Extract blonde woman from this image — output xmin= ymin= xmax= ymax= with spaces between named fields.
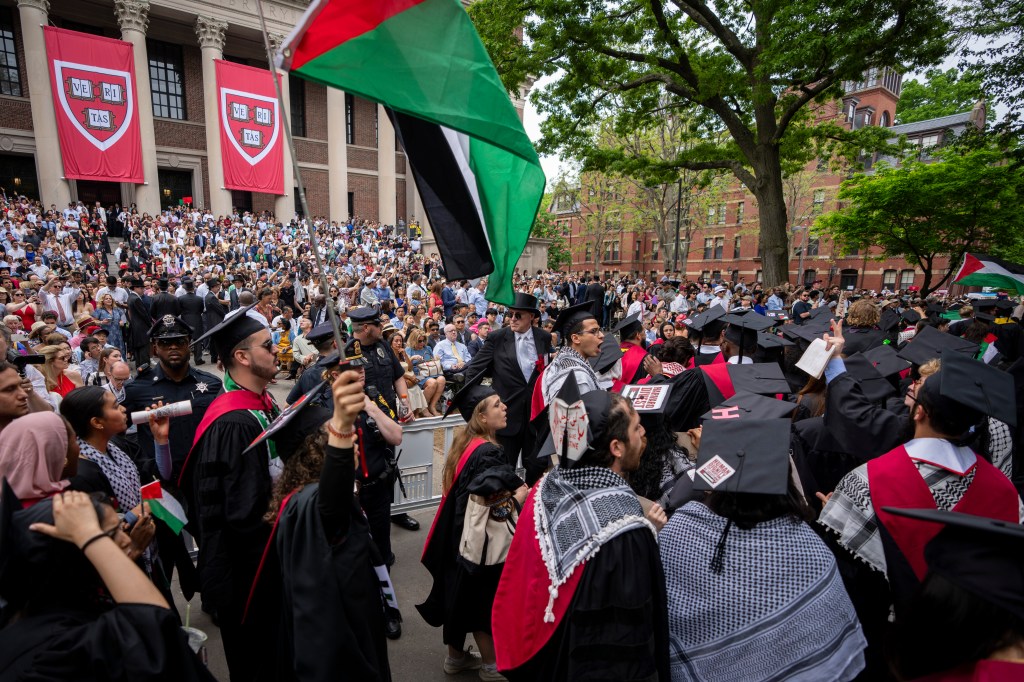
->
xmin=37 ymin=344 xmax=84 ymax=400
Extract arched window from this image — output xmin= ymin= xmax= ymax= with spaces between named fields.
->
xmin=879 ymin=111 xmax=891 ymax=127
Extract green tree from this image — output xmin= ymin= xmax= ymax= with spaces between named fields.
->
xmin=895 ymin=68 xmax=988 ymax=125
xmin=470 ymin=0 xmax=951 ymax=287
xmin=532 ymin=190 xmax=573 ymax=270
xmin=814 ymin=145 xmax=1024 ymax=295
xmin=958 ymin=0 xmax=1024 ymax=140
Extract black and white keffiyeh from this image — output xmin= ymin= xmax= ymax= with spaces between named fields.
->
xmin=541 ymin=347 xmax=600 ymax=406
xmin=662 ymin=502 xmax=866 ymax=682
xmin=535 ymin=465 xmax=655 ymax=622
xmin=77 ymin=437 xmax=141 ymax=512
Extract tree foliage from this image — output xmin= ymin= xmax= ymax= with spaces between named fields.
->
xmin=895 ymin=68 xmax=988 ymax=125
xmin=958 ymin=0 xmax=1024 ymax=140
xmin=470 ymin=0 xmax=951 ymax=286
xmin=814 ymin=144 xmax=1024 ymax=295
xmin=532 ymin=189 xmax=573 ymax=270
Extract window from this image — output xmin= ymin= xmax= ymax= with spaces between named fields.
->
xmin=711 ymin=270 xmax=722 ymax=281
xmin=879 ymin=111 xmax=891 ymax=127
xmin=755 ymin=269 xmax=763 ymax=282
xmin=345 ymin=93 xmax=355 ymax=144
xmin=707 ymin=206 xmax=716 ymax=225
xmin=0 ymin=9 xmax=20 ymax=97
xmin=148 ymin=40 xmax=186 ymax=120
xmin=700 ymin=270 xmax=710 ymax=282
xmin=813 ymin=190 xmax=825 ymax=213
xmin=736 ymin=201 xmax=744 ymax=224
xmin=806 ymin=236 xmax=820 ymax=257
xmin=882 ymin=269 xmax=897 ymax=290
xmin=714 ymin=237 xmax=724 ymax=259
xmin=718 ymin=203 xmax=726 ymax=225
xmin=289 ymin=74 xmax=305 ymax=137
xmin=634 ymin=240 xmax=641 ymax=261
xmin=803 ymin=269 xmax=816 ymax=287
xmin=921 ymin=134 xmax=940 ymax=148
xmin=733 ymin=235 xmax=741 ymax=259
xmin=731 ymin=269 xmax=739 ymax=283
xmin=651 ymin=240 xmax=659 ymax=260
xmin=703 ymin=237 xmax=714 ymax=260
xmin=899 ymin=269 xmax=916 ymax=290
xmin=584 ymin=243 xmax=592 ymax=262
xmin=603 ymin=240 xmax=619 ymax=262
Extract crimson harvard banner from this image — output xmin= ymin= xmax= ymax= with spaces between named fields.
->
xmin=215 ymin=60 xmax=284 ymax=195
xmin=43 ymin=27 xmax=143 ymax=183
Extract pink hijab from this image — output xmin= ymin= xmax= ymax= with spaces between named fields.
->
xmin=0 ymin=412 xmax=70 ymax=503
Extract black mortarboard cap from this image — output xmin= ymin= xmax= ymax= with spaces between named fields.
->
xmin=934 ymin=351 xmax=1017 ymax=427
xmin=148 ymin=314 xmax=194 ymax=340
xmin=552 ymin=302 xmax=596 ymax=346
xmin=896 ymin=325 xmax=979 ymax=366
xmin=808 ymin=305 xmax=836 ymax=322
xmin=443 ymin=371 xmax=497 ymax=422
xmin=723 ymin=312 xmax=775 ymax=361
xmin=700 ymin=391 xmax=798 ymax=421
xmin=995 ymin=298 xmax=1015 ymax=313
xmin=972 ymin=298 xmax=998 ymax=312
xmin=686 ymin=306 xmax=727 ymax=336
xmin=190 ymin=304 xmax=266 ymax=358
xmin=613 ymin=312 xmax=643 ymax=339
xmin=243 ymin=380 xmax=330 ymax=455
xmin=882 ymin=507 xmax=1024 ymax=621
xmin=589 ymin=334 xmax=624 ymax=374
xmin=861 ymin=344 xmax=911 ymax=378
xmin=727 ymin=362 xmax=791 ymax=395
xmin=780 ymin=320 xmax=829 ymax=347
xmin=899 ymin=308 xmax=922 ymax=325
xmin=879 ymin=308 xmax=901 ymax=333
xmin=692 ymin=418 xmax=791 ymax=495
xmin=843 ymin=354 xmax=897 ymax=403
xmin=756 ymin=331 xmax=795 ymax=350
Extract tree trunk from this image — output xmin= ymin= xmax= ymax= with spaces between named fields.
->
xmin=751 ymin=151 xmax=791 ymax=287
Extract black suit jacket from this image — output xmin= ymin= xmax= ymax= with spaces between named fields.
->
xmin=126 ymin=291 xmax=152 ymax=349
xmin=150 ymin=291 xmax=180 ymax=320
xmin=464 ymin=326 xmax=552 ymax=437
xmin=179 ymin=292 xmax=205 ymax=336
xmin=584 ymin=282 xmax=605 ymax=318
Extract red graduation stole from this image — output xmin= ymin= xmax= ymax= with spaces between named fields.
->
xmin=492 ymin=488 xmax=586 ymax=672
xmin=868 ymin=445 xmax=1019 ymax=581
xmin=611 ymin=342 xmax=648 ymax=393
xmin=530 ymin=367 xmax=547 ymax=421
xmin=421 ymin=438 xmax=487 ymax=562
xmin=176 ymin=389 xmax=271 ymax=487
xmin=699 ymin=361 xmax=735 ymax=400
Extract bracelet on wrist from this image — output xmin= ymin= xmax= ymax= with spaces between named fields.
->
xmin=79 ymin=532 xmax=113 ymax=554
xmin=325 ymin=422 xmax=357 ymax=439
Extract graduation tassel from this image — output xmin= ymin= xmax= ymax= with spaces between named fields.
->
xmin=710 ymin=519 xmax=733 ymax=574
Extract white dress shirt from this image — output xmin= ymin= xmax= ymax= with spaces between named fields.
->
xmin=515 ymin=330 xmax=537 ymax=381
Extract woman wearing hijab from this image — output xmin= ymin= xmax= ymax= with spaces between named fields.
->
xmin=419 ymin=378 xmax=527 ymax=680
xmin=0 ymin=412 xmax=75 ymax=508
xmin=0 ymin=490 xmax=214 ymax=681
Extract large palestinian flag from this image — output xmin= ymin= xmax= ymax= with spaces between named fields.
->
xmin=952 ymin=253 xmax=1024 ymax=294
xmin=280 ymin=0 xmax=545 ymax=305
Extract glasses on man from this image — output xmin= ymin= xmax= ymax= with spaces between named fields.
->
xmin=247 ymin=339 xmax=275 ymax=353
xmin=509 ymin=311 xmax=531 ymax=320
xmin=577 ymin=327 xmax=604 ymax=337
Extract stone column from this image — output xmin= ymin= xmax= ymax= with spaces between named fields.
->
xmin=268 ymin=33 xmax=294 ymax=222
xmin=115 ymin=0 xmax=160 ymax=214
xmin=376 ymin=104 xmax=396 ymax=225
xmin=16 ymin=0 xmax=71 ymax=207
xmin=195 ymin=15 xmax=231 ymax=216
xmin=326 ymin=86 xmax=349 ymax=221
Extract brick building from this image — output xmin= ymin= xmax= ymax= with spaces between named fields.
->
xmin=0 ymin=0 xmax=443 ymax=224
xmin=555 ymin=69 xmax=985 ymax=290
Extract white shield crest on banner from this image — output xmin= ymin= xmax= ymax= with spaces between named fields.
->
xmin=220 ymin=88 xmax=280 ymax=166
xmin=53 ymin=60 xmax=134 ymax=152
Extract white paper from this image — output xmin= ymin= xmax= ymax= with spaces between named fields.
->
xmin=795 ymin=338 xmax=835 ymax=380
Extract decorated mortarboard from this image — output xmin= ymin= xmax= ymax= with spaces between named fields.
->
xmin=896 ymin=325 xmax=979 ymax=366
xmin=756 ymin=331 xmax=795 ymax=350
xmin=700 ymin=391 xmax=797 ymax=421
xmin=842 ymin=354 xmax=897 ymax=403
xmin=551 ymin=302 xmax=596 ymax=346
xmin=692 ymin=418 xmax=792 ymax=495
xmin=548 ymin=373 xmax=615 ymax=468
xmin=243 ymin=380 xmax=330 ymax=455
xmin=882 ymin=507 xmax=1024 ymax=621
xmin=190 ymin=304 xmax=265 ymax=358
xmin=589 ymin=334 xmax=624 ymax=374
xmin=931 ymin=351 xmax=1017 ymax=427
xmin=620 ymin=382 xmax=673 ymax=413
xmin=764 ymin=310 xmax=789 ymax=322
xmin=861 ymin=344 xmax=911 ymax=378
xmin=148 ymin=314 xmax=194 ymax=340
xmin=727 ymin=362 xmax=791 ymax=396
xmin=613 ymin=312 xmax=643 ymax=339
xmin=443 ymin=371 xmax=497 ymax=422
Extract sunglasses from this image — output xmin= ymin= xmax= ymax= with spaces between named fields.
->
xmin=509 ymin=311 xmax=531 ymax=320
xmin=155 ymin=337 xmax=188 ymax=348
xmin=56 ymin=354 xmax=72 ymax=361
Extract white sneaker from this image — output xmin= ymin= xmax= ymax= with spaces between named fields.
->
xmin=479 ymin=663 xmax=507 ymax=681
xmin=443 ymin=648 xmax=483 ymax=674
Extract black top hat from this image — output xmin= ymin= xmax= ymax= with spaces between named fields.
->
xmin=508 ymin=292 xmax=541 ymax=316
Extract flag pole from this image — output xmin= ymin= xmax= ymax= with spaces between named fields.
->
xmin=255 ymin=0 xmax=347 ymax=357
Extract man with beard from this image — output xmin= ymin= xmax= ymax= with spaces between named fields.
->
xmin=0 ymin=357 xmax=31 ymax=433
xmin=492 ymin=382 xmax=668 ymax=680
xmin=177 ymin=306 xmax=282 ymax=681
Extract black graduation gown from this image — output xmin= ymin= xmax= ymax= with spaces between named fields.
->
xmin=273 ymin=447 xmax=390 ymax=682
xmin=418 ymin=441 xmax=522 ymax=647
xmin=0 ymin=604 xmax=215 ymax=681
xmin=841 ymin=324 xmax=886 ymax=355
xmin=504 ymin=529 xmax=670 ymax=682
xmin=183 ymin=410 xmax=277 ymax=681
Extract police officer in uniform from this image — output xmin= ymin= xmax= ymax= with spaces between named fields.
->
xmin=123 ymin=314 xmax=222 ymax=483
xmin=350 ymin=305 xmax=420 ymax=535
xmin=121 ymin=314 xmax=220 ymax=604
xmin=285 ymin=321 xmax=342 ymax=407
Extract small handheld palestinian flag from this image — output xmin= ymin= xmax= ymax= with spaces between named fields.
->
xmin=141 ymin=481 xmax=188 ymax=535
